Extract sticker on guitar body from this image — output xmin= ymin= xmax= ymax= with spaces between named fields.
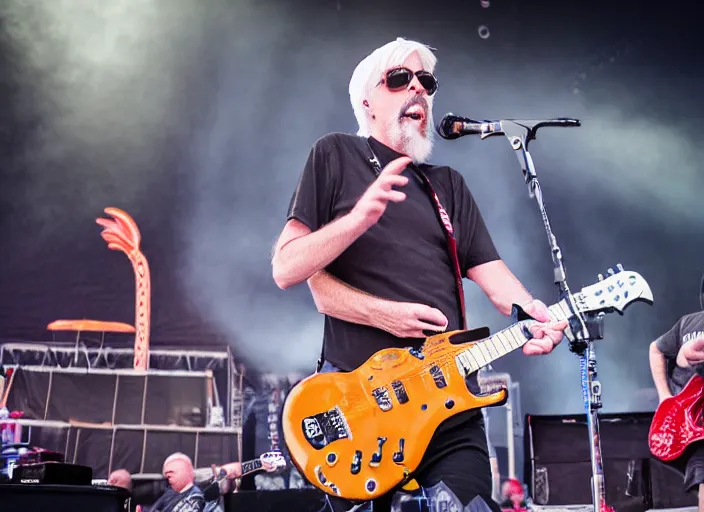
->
xmin=302 ymin=406 xmax=352 ymax=449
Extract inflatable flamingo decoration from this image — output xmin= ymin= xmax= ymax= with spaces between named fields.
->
xmin=96 ymin=208 xmax=151 ymax=370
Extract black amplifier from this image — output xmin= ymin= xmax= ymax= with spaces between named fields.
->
xmin=11 ymin=462 xmax=93 ymax=485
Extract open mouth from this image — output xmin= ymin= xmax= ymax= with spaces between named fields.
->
xmin=400 ymin=104 xmax=426 ymax=122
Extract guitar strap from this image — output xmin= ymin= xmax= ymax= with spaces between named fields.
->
xmin=364 ymin=139 xmax=468 ymax=331
xmin=314 ymin=138 xmax=468 ymax=373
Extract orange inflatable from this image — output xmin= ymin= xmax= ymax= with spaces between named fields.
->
xmin=47 ymin=208 xmax=151 ymax=370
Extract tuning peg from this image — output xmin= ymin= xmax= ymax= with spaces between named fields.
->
xmin=616 ymin=263 xmax=624 ymax=273
xmin=598 ymin=273 xmax=604 ymax=281
xmin=607 ymin=268 xmax=615 ymax=276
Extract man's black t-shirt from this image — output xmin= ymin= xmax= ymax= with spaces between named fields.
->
xmin=287 ymin=133 xmax=500 ymax=371
xmin=656 ymin=311 xmax=704 ymax=395
xmin=286 ymin=133 xmax=501 ymax=465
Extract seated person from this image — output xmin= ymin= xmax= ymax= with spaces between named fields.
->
xmin=108 ymin=469 xmax=133 ymax=491
xmin=128 ymin=454 xmax=281 ymax=512
xmin=108 ymin=469 xmax=138 ymax=511
xmin=148 ymin=453 xmax=205 ymax=512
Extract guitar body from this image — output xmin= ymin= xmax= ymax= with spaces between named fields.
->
xmin=282 ymin=268 xmax=653 ymax=501
xmin=649 ymin=374 xmax=704 ymax=461
xmin=282 ymin=329 xmax=507 ymax=500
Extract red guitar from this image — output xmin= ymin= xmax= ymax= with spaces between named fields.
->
xmin=649 ymin=374 xmax=704 ymax=461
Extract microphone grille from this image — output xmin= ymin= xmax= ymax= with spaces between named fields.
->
xmin=436 ymin=113 xmax=461 ymax=140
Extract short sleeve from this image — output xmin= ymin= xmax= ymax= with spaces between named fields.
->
xmin=655 ymin=319 xmax=682 ymax=358
xmin=451 ymin=171 xmax=501 ymax=274
xmin=286 ymin=136 xmax=338 ymax=232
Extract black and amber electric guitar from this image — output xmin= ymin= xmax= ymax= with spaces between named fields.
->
xmin=282 ymin=268 xmax=652 ymax=500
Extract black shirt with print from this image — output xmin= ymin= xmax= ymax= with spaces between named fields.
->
xmin=656 ymin=311 xmax=704 ymax=395
xmin=287 ymin=133 xmax=500 ymax=371
xmin=286 ymin=133 xmax=502 ymax=462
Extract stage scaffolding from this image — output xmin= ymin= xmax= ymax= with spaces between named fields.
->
xmin=0 ymin=341 xmax=245 ymax=429
xmin=1 ymin=340 xmax=247 ymax=479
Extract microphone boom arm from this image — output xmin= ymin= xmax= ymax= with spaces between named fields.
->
xmin=475 ymin=118 xmax=580 ymax=141
xmin=491 ymin=118 xmax=585 ymax=339
xmin=453 ymin=116 xmax=613 ymax=512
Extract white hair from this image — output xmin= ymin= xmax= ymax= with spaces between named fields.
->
xmin=163 ymin=452 xmax=193 ymax=469
xmin=349 ymin=37 xmax=437 ymax=137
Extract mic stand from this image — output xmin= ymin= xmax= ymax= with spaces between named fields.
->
xmin=480 ymin=119 xmax=611 ymax=512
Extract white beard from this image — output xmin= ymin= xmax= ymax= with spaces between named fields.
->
xmin=386 ymin=111 xmax=434 ymax=164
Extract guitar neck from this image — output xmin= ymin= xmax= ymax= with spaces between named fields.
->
xmin=455 ymin=300 xmax=573 ymax=375
xmin=240 ymin=459 xmax=263 ymax=476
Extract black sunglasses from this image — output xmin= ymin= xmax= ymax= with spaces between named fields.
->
xmin=378 ymin=67 xmax=438 ymax=96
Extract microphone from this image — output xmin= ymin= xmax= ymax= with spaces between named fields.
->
xmin=436 ymin=113 xmax=581 ymax=140
xmin=436 ymin=113 xmax=498 ymax=140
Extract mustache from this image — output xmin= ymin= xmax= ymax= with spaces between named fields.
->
xmin=398 ymin=95 xmax=429 ymax=117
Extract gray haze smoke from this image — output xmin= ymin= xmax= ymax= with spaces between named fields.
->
xmin=180 ymin=10 xmax=704 ymax=413
xmin=1 ymin=0 xmax=210 ymax=223
xmin=438 ymin=59 xmax=704 ymax=414
xmin=182 ymin=2 xmax=342 ymax=373
xmin=4 ymin=1 xmax=701 ymax=414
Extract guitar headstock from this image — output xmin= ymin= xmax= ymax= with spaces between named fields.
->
xmin=260 ymin=451 xmax=287 ymax=470
xmin=575 ymin=264 xmax=653 ymax=314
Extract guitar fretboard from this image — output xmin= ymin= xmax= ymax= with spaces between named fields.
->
xmin=455 ymin=299 xmax=575 ymax=375
xmin=241 ymin=459 xmax=263 ymax=476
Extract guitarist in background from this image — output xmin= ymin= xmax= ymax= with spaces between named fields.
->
xmin=273 ymin=37 xmax=567 ymax=512
xmin=649 ymin=308 xmax=704 ymax=507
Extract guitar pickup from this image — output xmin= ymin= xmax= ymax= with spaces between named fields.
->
xmin=372 ymin=386 xmax=393 ymax=412
xmin=391 ymin=381 xmax=408 ymax=404
xmin=430 ymin=365 xmax=447 ymax=389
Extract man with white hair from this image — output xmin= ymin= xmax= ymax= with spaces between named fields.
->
xmin=273 ymin=37 xmax=567 ymax=512
xmin=148 ymin=453 xmax=205 ymax=512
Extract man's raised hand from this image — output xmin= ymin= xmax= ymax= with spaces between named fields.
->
xmin=351 ymin=156 xmax=411 ymax=230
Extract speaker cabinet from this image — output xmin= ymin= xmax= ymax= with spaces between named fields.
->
xmin=524 ymin=412 xmax=697 ymax=510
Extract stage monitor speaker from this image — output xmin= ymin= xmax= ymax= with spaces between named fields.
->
xmin=648 ymin=457 xmax=699 ymax=509
xmin=0 ymin=484 xmax=129 ymax=512
xmin=225 ymin=489 xmax=327 ymax=512
xmin=525 ymin=412 xmax=697 ymax=510
xmin=11 ymin=462 xmax=92 ymax=485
